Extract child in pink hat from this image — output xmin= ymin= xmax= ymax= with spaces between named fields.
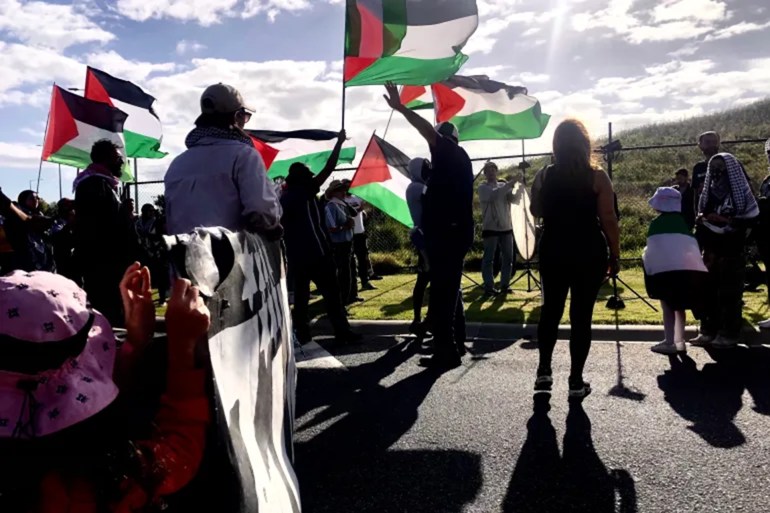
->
xmin=0 ymin=264 xmax=211 ymax=512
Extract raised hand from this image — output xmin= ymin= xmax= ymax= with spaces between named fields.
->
xmin=120 ymin=262 xmax=155 ymax=348
xmin=383 ymin=81 xmax=403 ymax=111
xmin=165 ymin=278 xmax=211 ymax=368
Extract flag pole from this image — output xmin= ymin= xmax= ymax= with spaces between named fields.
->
xmin=341 ymin=5 xmax=348 ymax=131
xmin=58 ymin=164 xmax=62 ymax=200
xmin=36 ymin=83 xmax=55 ymax=194
xmin=134 ymin=157 xmax=139 ymax=214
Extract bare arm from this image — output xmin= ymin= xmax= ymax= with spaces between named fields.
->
xmin=314 ymin=130 xmax=347 ymax=187
xmin=595 ymin=169 xmax=621 ymax=260
xmin=383 ymin=82 xmax=437 ymax=147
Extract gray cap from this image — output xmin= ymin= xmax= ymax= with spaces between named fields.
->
xmin=435 ymin=121 xmax=459 ymax=142
xmin=200 ymin=83 xmax=254 ymax=114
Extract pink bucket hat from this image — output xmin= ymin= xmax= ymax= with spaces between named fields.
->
xmin=0 ymin=271 xmax=118 ymax=438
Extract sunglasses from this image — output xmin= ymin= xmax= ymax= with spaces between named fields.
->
xmin=237 ymin=109 xmax=252 ymax=123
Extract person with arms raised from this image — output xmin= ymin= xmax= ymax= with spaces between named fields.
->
xmin=478 ymin=161 xmax=518 ymax=296
xmin=281 ymin=130 xmax=361 ymax=345
xmin=384 ymin=81 xmax=474 ymax=370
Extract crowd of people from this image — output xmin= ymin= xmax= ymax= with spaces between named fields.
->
xmin=2 ymin=79 xmax=770 ymax=509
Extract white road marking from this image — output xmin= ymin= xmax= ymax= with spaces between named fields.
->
xmin=296 ymin=341 xmax=346 ymax=369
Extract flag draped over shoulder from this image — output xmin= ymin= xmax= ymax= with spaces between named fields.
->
xmin=349 ymin=134 xmax=413 ymax=227
xmin=247 ymin=129 xmax=355 ymax=179
xmin=643 ymin=213 xmax=708 ymax=309
xmin=431 ymin=76 xmax=550 ymax=141
xmin=42 ymin=85 xmax=131 ymax=179
xmin=85 ymin=67 xmax=166 ymax=159
xmin=344 ymin=0 xmax=479 ymax=86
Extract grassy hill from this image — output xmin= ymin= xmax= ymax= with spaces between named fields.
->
xmin=366 ymin=99 xmax=770 ymax=270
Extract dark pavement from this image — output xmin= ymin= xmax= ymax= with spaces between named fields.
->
xmin=294 ymin=335 xmax=770 ymax=513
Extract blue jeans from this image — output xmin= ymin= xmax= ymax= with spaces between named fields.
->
xmin=482 ymin=232 xmax=515 ymax=292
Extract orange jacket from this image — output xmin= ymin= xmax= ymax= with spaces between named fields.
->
xmin=37 ymin=368 xmax=210 ymax=513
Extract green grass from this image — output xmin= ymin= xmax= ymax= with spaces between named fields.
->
xmin=309 ymin=266 xmax=770 ymax=326
xmin=153 ymin=265 xmax=770 ymax=326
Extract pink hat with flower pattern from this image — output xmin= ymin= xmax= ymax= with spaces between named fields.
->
xmin=0 ymin=271 xmax=118 ymax=438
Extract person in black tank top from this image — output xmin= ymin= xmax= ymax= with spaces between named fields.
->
xmin=530 ymin=120 xmax=621 ymax=399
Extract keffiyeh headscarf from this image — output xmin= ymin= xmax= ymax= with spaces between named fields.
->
xmin=698 ymin=152 xmax=759 ymax=220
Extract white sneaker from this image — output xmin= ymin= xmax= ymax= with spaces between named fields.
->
xmin=758 ymin=318 xmax=770 ymax=330
xmin=711 ymin=335 xmax=738 ymax=349
xmin=689 ymin=333 xmax=715 ymax=347
xmin=651 ymin=341 xmax=686 ymax=355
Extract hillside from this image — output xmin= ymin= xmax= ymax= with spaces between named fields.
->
xmin=366 ymin=99 xmax=770 ymax=266
xmin=606 ymin=98 xmax=770 ymax=186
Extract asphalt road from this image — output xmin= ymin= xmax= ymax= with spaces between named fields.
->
xmin=294 ymin=335 xmax=770 ymax=513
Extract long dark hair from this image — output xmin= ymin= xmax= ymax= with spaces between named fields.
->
xmin=552 ymin=119 xmax=596 ymax=189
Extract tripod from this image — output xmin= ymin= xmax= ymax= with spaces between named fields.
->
xmin=602 ymin=122 xmax=657 ymax=313
xmin=510 ymin=160 xmax=541 ymax=292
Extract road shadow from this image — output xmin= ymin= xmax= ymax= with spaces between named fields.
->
xmin=295 ymin=340 xmax=482 ymax=512
xmin=657 ymin=346 xmax=770 ymax=448
xmin=503 ymin=395 xmax=638 ymax=513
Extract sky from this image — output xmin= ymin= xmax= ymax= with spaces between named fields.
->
xmin=1 ymin=0 xmax=769 ymax=203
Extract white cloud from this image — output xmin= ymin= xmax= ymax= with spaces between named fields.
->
xmin=652 ymin=0 xmax=727 ymax=23
xmin=0 ymin=0 xmax=114 ymax=50
xmin=114 ymin=0 xmax=336 ymax=25
xmin=175 ymin=40 xmax=207 ymax=55
xmin=705 ymin=20 xmax=770 ymax=40
xmin=518 ymin=72 xmax=550 ymax=85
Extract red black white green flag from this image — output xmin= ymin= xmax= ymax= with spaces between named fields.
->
xmin=85 ymin=67 xmax=166 ymax=159
xmin=42 ymin=85 xmax=130 ymax=179
xmin=344 ymin=0 xmax=478 ymax=87
xmin=402 ymin=76 xmax=551 ymax=141
xmin=349 ymin=134 xmax=412 ymax=227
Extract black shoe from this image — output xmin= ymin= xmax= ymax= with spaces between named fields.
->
xmin=369 ymin=275 xmax=383 ymax=281
xmin=456 ymin=342 xmax=467 ymax=357
xmin=361 ymin=282 xmax=377 ymax=291
xmin=409 ymin=320 xmax=428 ymax=338
xmin=568 ymin=379 xmax=592 ymax=400
xmin=483 ymin=288 xmax=500 ymax=297
xmin=419 ymin=352 xmax=461 ymax=370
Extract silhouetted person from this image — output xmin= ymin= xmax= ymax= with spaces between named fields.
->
xmin=73 ymin=139 xmax=137 ymax=326
xmin=51 ymin=198 xmax=80 ymax=284
xmin=530 ymin=119 xmax=620 ymax=398
xmin=280 ymin=130 xmax=360 ymax=345
xmin=673 ymin=168 xmax=696 ymax=230
xmin=384 ymin=81 xmax=474 ymax=369
xmin=2 ymin=190 xmax=54 ymax=272
xmin=691 ymin=153 xmax=758 ymax=348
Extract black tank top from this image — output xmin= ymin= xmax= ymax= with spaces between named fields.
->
xmin=540 ymin=165 xmax=605 ymax=249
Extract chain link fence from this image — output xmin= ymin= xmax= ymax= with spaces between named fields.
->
xmin=130 ymin=138 xmax=769 ymax=274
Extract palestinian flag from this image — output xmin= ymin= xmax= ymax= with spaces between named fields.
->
xmin=344 ymin=0 xmax=479 ymax=87
xmin=643 ymin=212 xmax=708 ymax=309
xmin=42 ymin=85 xmax=130 ymax=179
xmin=248 ymin=130 xmax=355 ymax=180
xmin=349 ymin=134 xmax=412 ymax=227
xmin=400 ymin=85 xmax=434 ymax=110
xmin=85 ymin=67 xmax=166 ymax=159
xmin=432 ymin=76 xmax=550 ymax=141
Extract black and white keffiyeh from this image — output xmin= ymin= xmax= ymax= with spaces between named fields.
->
xmin=698 ymin=152 xmax=758 ymax=220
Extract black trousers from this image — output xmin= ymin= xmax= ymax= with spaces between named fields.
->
xmin=426 ymin=234 xmax=470 ymax=353
xmin=291 ymin=255 xmax=350 ymax=339
xmin=537 ymin=233 xmax=607 ymax=381
xmin=332 ymin=241 xmax=356 ymax=304
xmin=352 ymin=233 xmax=373 ymax=283
xmin=757 ymin=236 xmax=770 ymax=303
